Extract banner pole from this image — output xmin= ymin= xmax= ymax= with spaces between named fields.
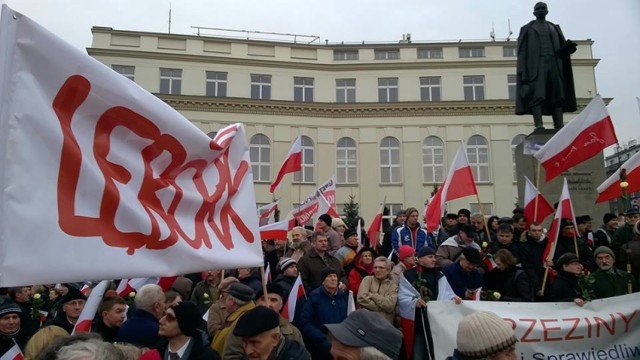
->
xmin=540 ymin=267 xmax=549 ymax=296
xmin=260 ymin=266 xmax=269 ymax=303
xmin=475 ymin=194 xmax=492 ymax=245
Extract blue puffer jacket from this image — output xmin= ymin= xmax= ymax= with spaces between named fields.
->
xmin=299 ymin=287 xmax=348 ymax=359
xmin=392 ymin=223 xmax=434 ymax=252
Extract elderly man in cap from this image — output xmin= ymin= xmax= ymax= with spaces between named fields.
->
xmin=232 ymin=306 xmax=310 ymax=360
xmin=324 ymin=309 xmax=402 ymax=360
xmin=157 ymin=301 xmax=220 ymax=359
xmin=436 ymin=224 xmax=481 ymax=268
xmin=446 ymin=311 xmax=518 ymax=360
xmin=118 ymin=284 xmax=166 ymax=347
xmin=317 ymin=213 xmax=341 ymax=254
xmin=613 ymin=208 xmax=640 ymax=256
xmin=46 ymin=286 xmax=87 ymax=334
xmin=591 ymin=246 xmax=638 ymax=299
xmin=211 ymin=283 xmax=255 ymax=354
xmin=442 ymin=247 xmax=485 ymax=299
xmin=548 ymin=253 xmax=590 ymax=305
xmin=222 ymin=283 xmax=304 ymax=359
xmin=300 ymin=267 xmax=348 ymax=359
xmin=0 ymin=302 xmax=28 ymax=356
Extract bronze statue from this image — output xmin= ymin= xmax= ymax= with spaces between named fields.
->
xmin=516 ymin=2 xmax=577 ymax=130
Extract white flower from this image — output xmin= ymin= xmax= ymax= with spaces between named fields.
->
xmin=128 ymin=291 xmax=136 ymax=298
xmin=493 ymin=292 xmax=501 ymax=300
xmin=33 ymin=293 xmax=41 ymax=300
xmin=203 ymin=293 xmax=209 ymax=299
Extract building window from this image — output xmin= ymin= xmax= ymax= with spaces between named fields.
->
xmin=112 ymin=65 xmax=135 ymax=81
xmin=336 ymin=137 xmax=357 ymax=184
xmin=333 ymin=50 xmax=359 ymax=61
xmin=205 ymin=71 xmax=227 ymax=97
xmin=249 ymin=134 xmax=270 ymax=182
xmin=507 ymin=74 xmax=517 ymax=100
xmin=470 ymin=203 xmax=494 ymax=215
xmin=420 ymin=77 xmax=441 ymax=101
xmin=382 ymin=204 xmax=404 ymax=224
xmin=417 ymin=48 xmax=443 ymax=59
xmin=293 ymin=136 xmax=314 ymax=183
xmin=422 ymin=136 xmax=445 ymax=183
xmin=374 ymin=49 xmax=400 ymax=60
xmin=511 ymin=134 xmax=526 ymax=181
xmin=467 ymin=135 xmax=490 ymax=182
xmin=459 ymin=47 xmax=485 ymax=58
xmin=336 ymin=79 xmax=356 ymax=103
xmin=378 ymin=78 xmax=398 ymax=103
xmin=250 ymin=74 xmax=271 ymax=100
xmin=159 ymin=68 xmax=182 ymax=94
xmin=463 ymin=76 xmax=485 ymax=101
xmin=294 ymin=77 xmax=314 ymax=102
xmin=380 ymin=136 xmax=401 ymax=184
xmin=503 ymin=46 xmax=517 ymax=57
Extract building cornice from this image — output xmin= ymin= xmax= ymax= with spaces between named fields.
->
xmin=87 ymin=48 xmax=599 ymax=71
xmin=158 ymin=95 xmax=603 ymax=118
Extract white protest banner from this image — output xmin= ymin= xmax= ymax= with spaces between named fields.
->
xmin=428 ymin=293 xmax=640 ymax=359
xmin=0 ymin=5 xmax=262 ymax=286
xmin=292 ymin=176 xmax=336 ymax=225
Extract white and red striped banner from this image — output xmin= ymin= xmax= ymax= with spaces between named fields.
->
xmin=0 ymin=343 xmax=23 ymax=360
xmin=596 ymin=150 xmax=640 ymax=203
xmin=281 ymin=274 xmax=305 ymax=322
xmin=73 ymin=280 xmax=109 ymax=334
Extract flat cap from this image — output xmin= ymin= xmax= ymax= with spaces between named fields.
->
xmin=227 ymin=283 xmax=254 ymax=302
xmin=233 ymin=306 xmax=280 ymax=337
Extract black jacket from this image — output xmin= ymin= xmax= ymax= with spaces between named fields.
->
xmin=241 ymin=339 xmax=310 ymax=360
xmin=486 ymin=267 xmax=534 ymax=302
xmin=155 ymin=332 xmax=220 ymax=360
xmin=92 ymin=318 xmax=119 ymax=343
xmin=519 ymin=233 xmax=548 ymax=293
xmin=547 ymin=270 xmax=583 ymax=302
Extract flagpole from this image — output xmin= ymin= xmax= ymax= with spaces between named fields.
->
xmin=534 ymin=162 xmax=541 ymax=221
xmin=260 ymin=266 xmax=269 ymax=303
xmin=573 ymin=233 xmax=579 ymax=258
xmin=540 ymin=267 xmax=549 ymax=296
xmin=475 ymin=194 xmax=493 ymax=244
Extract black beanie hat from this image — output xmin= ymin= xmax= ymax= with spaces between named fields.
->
xmin=256 ymin=283 xmax=284 ymax=300
xmin=60 ymin=287 xmax=87 ymax=305
xmin=319 ymin=214 xmax=333 ymax=227
xmin=603 ymin=213 xmax=617 ymax=224
xmin=171 ymin=301 xmax=202 ymax=337
xmin=320 ymin=267 xmax=338 ymax=282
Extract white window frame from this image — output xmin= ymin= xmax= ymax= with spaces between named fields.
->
xmin=503 ymin=46 xmax=517 ymax=57
xmin=507 ymin=74 xmax=517 ymax=100
xmin=333 ymin=50 xmax=359 ymax=61
xmin=293 ymin=136 xmax=314 ymax=183
xmin=250 ymin=74 xmax=271 ymax=100
xmin=417 ymin=48 xmax=443 ymax=59
xmin=374 ymin=49 xmax=400 ymax=60
xmin=206 ymin=71 xmax=227 ymax=97
xmin=336 ymin=137 xmax=358 ymax=184
xmin=378 ymin=78 xmax=398 ymax=103
xmin=422 ymin=136 xmax=445 ymax=183
xmin=249 ymin=134 xmax=271 ymax=182
xmin=382 ymin=204 xmax=405 ymax=224
xmin=294 ymin=77 xmax=314 ymax=102
xmin=380 ymin=136 xmax=401 ymax=184
xmin=336 ymin=79 xmax=356 ymax=103
xmin=420 ymin=77 xmax=441 ymax=101
xmin=112 ymin=65 xmax=135 ymax=81
xmin=159 ymin=68 xmax=182 ymax=95
xmin=459 ymin=47 xmax=485 ymax=58
xmin=463 ymin=75 xmax=485 ymax=101
xmin=467 ymin=135 xmax=490 ymax=183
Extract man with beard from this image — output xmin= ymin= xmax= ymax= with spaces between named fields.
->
xmin=285 ymin=227 xmax=312 ymax=262
xmin=93 ymin=296 xmax=127 ymax=343
xmin=591 ymin=246 xmax=638 ymax=298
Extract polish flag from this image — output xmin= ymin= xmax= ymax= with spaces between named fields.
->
xmin=347 ymin=290 xmax=356 ymax=314
xmin=259 ymin=220 xmax=290 ymax=241
xmin=542 ymin=179 xmax=577 ymax=266
xmin=534 ymin=95 xmax=618 ymax=182
xmin=80 ymin=284 xmax=91 ymax=296
xmin=270 ymin=137 xmax=302 ymax=193
xmin=257 ymin=201 xmax=279 ymax=226
xmin=367 ymin=202 xmax=386 ymax=251
xmin=356 ymin=219 xmax=364 ymax=252
xmin=523 ymin=176 xmax=555 ymax=224
xmin=317 ymin=193 xmax=340 ymax=219
xmin=72 ymin=280 xmax=109 ymax=334
xmin=265 ymin=263 xmax=272 ymax=283
xmin=596 ymin=150 xmax=640 ymax=203
xmin=281 ymin=274 xmax=305 ymax=322
xmin=0 ymin=343 xmax=23 ymax=360
xmin=471 ymin=287 xmax=483 ymax=301
xmin=398 ymin=274 xmax=420 ymax=359
xmin=116 ymin=277 xmax=177 ymax=297
xmin=483 ymin=256 xmax=497 ymax=272
xmin=424 ymin=143 xmax=478 ymax=232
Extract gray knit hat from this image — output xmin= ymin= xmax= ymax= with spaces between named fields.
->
xmin=456 ymin=311 xmax=517 ymax=359
xmin=594 ymin=246 xmax=615 ymax=259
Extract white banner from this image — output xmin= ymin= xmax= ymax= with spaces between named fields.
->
xmin=0 ymin=5 xmax=262 ymax=286
xmin=428 ymin=293 xmax=640 ymax=359
xmin=293 ymin=175 xmax=336 ymax=224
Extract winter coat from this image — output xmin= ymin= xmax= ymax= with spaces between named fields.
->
xmin=356 ymin=275 xmax=398 ymax=323
xmin=347 ymin=249 xmax=376 ymax=299
xmin=612 ymin=223 xmax=634 ymax=253
xmin=325 ymin=227 xmax=342 ymax=254
xmin=274 ymin=274 xmax=296 ymax=300
xmin=155 ymin=332 xmax=220 ymax=360
xmin=552 ymin=236 xmax=595 ymax=271
xmin=593 ymin=226 xmax=615 ymax=249
xmin=547 ymin=270 xmax=583 ymax=302
xmin=591 ymin=267 xmax=637 ymax=299
xmin=239 ymin=275 xmax=263 ymax=295
xmin=117 ymin=309 xmax=161 ymax=348
xmin=211 ymin=302 xmax=255 ymax=354
xmin=46 ymin=310 xmax=74 ymax=334
xmin=299 ymin=287 xmax=347 ymax=360
xmin=436 ymin=236 xmax=481 ymax=268
xmin=390 ymin=262 xmax=411 ymax=287
xmin=391 ymin=223 xmax=434 ymax=253
xmin=206 ymin=299 xmax=230 ymax=338
xmin=222 ymin=315 xmax=304 ymax=360
xmin=92 ymin=318 xmax=119 ymax=343
xmin=442 ymin=261 xmax=485 ymax=298
xmin=191 ymin=280 xmax=219 ymax=315
xmin=238 ymin=338 xmax=310 ymax=360
xmin=297 ymin=248 xmax=344 ymax=293
xmin=485 ymin=267 xmax=534 ymax=302
xmin=381 ymin=220 xmax=403 ymax=259
xmin=519 ymin=233 xmax=548 ymax=294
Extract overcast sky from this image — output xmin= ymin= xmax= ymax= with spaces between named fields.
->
xmin=3 ymin=0 xmax=640 ymax=149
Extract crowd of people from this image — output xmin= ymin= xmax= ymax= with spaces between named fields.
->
xmin=1 ymin=207 xmax=639 ymax=360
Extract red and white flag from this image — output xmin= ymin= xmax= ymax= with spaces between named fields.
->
xmin=542 ymin=179 xmax=577 ymax=266
xmin=0 ymin=6 xmax=263 ymax=286
xmin=0 ymin=343 xmax=23 ymax=360
xmin=80 ymin=284 xmax=91 ymax=296
xmin=596 ymin=150 xmax=640 ymax=203
xmin=270 ymin=137 xmax=302 ymax=193
xmin=523 ymin=176 xmax=555 ymax=224
xmin=483 ymin=257 xmax=497 ymax=272
xmin=295 ymin=176 xmax=336 ymax=226
xmin=317 ymin=193 xmax=340 ymax=219
xmin=116 ymin=277 xmax=177 ymax=297
xmin=347 ymin=290 xmax=356 ymax=314
xmin=471 ymin=287 xmax=483 ymax=301
xmin=257 ymin=201 xmax=279 ymax=226
xmin=367 ymin=201 xmax=385 ymax=251
xmin=534 ymin=95 xmax=618 ymax=182
xmin=424 ymin=143 xmax=478 ymax=232
xmin=281 ymin=274 xmax=305 ymax=322
xmin=398 ymin=274 xmax=420 ymax=359
xmin=72 ymin=280 xmax=109 ymax=334
xmin=265 ymin=263 xmax=272 ymax=283
xmin=259 ymin=220 xmax=290 ymax=241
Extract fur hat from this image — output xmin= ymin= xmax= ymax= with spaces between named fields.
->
xmin=455 ymin=311 xmax=517 ymax=359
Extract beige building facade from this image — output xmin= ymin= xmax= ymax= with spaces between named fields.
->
xmin=88 ymin=27 xmax=599 ymax=223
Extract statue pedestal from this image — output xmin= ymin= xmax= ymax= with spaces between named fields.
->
xmin=515 ymin=130 xmax=609 ymax=227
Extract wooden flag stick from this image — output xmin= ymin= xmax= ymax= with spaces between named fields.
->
xmin=540 ymin=267 xmax=550 ymax=296
xmin=259 ymin=266 xmax=269 ymax=303
xmin=475 ymin=194 xmax=493 ymax=245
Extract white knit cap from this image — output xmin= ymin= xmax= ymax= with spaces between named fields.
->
xmin=456 ymin=311 xmax=518 ymax=359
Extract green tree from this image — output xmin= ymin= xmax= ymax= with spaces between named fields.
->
xmin=343 ymin=194 xmax=359 ymax=229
